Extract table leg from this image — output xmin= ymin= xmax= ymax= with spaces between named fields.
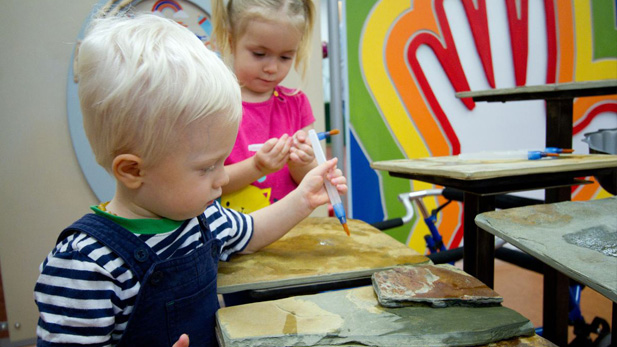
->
xmin=542 ymin=186 xmax=572 ymax=345
xmin=611 ymin=302 xmax=617 ymax=346
xmin=542 ymin=266 xmax=569 ymax=346
xmin=545 ymin=98 xmax=573 ymax=150
xmin=462 ymin=193 xmax=495 ymax=288
xmin=542 ymin=98 xmax=573 ymax=346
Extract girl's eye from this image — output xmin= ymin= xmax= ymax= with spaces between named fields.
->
xmin=252 ymin=51 xmax=265 ymax=57
xmin=281 ymin=56 xmax=292 ymax=61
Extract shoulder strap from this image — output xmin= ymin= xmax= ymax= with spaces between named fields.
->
xmin=58 ymin=214 xmax=159 ymax=281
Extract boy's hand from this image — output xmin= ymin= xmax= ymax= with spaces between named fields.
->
xmin=253 ymin=134 xmax=292 ymax=174
xmin=172 ymin=334 xmax=189 ymax=347
xmin=243 ymin=157 xmax=348 ymax=254
xmin=298 ymin=158 xmax=347 ymax=210
xmin=289 ymin=130 xmax=315 ymax=166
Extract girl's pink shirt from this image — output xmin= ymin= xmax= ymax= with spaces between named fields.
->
xmin=225 ymin=85 xmax=315 ymax=204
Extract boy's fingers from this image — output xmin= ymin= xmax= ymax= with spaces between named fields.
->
xmin=313 ymin=158 xmax=338 ymax=175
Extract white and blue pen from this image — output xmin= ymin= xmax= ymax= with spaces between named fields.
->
xmin=308 ymin=129 xmax=350 ymax=236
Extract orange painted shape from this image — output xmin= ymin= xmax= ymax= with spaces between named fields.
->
xmin=573 ymin=96 xmax=617 ymax=126
xmin=556 ymin=2 xmax=575 ymax=83
xmin=386 ymin=6 xmax=451 ymax=157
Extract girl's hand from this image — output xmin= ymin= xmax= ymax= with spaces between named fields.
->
xmin=297 ymin=158 xmax=347 ymax=210
xmin=253 ymin=134 xmax=292 ymax=174
xmin=172 ymin=334 xmax=189 ymax=347
xmin=289 ymin=130 xmax=315 ymax=166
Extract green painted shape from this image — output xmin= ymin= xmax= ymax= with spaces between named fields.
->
xmin=592 ymin=0 xmax=617 ymax=59
xmin=346 ymin=0 xmax=416 ymax=244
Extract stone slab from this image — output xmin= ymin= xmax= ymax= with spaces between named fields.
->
xmin=218 ymin=218 xmax=429 ymax=294
xmin=478 ymin=335 xmax=557 ymax=347
xmin=216 ymin=286 xmax=534 ymax=347
xmin=456 ymin=79 xmax=617 ymax=102
xmin=239 ymin=335 xmax=556 ymax=347
xmin=476 ymin=197 xmax=617 ymax=302
xmin=370 ymin=154 xmax=617 ymax=180
xmin=372 ymin=264 xmax=502 ymax=308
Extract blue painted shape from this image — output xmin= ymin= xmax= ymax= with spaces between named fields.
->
xmin=349 ymin=131 xmax=384 ymax=224
xmin=198 ymin=15 xmax=212 ymax=36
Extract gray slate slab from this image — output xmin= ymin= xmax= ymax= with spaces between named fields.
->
xmin=476 ymin=197 xmax=617 ymax=302
xmin=216 ymin=286 xmax=534 ymax=347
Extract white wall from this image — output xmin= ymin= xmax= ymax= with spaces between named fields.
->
xmin=0 ymin=0 xmax=323 ymax=343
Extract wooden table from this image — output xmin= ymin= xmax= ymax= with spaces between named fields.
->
xmin=371 ymin=154 xmax=617 ymax=344
xmin=476 ymin=197 xmax=617 ymax=347
xmin=217 ymin=217 xmax=429 ymax=302
xmin=456 ymin=79 xmax=617 ymax=345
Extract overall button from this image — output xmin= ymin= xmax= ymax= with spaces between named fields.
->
xmin=150 ymin=271 xmax=164 ymax=285
xmin=211 ymin=244 xmax=218 ymax=258
xmin=134 ymin=247 xmax=149 ymax=262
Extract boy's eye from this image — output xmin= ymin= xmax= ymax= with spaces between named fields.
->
xmin=202 ymin=165 xmax=216 ymax=172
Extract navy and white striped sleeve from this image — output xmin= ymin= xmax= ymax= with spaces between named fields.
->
xmin=205 ymin=201 xmax=253 ymax=261
xmin=34 ymin=233 xmax=138 ymax=346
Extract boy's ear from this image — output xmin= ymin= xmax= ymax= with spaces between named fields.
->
xmin=112 ymin=154 xmax=144 ymax=189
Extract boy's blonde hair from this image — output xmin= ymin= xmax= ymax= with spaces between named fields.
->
xmin=212 ymin=0 xmax=315 ymax=79
xmin=75 ymin=13 xmax=242 ymax=171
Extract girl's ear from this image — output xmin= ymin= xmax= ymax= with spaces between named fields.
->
xmin=112 ymin=154 xmax=144 ymax=189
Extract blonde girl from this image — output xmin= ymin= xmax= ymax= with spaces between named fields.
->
xmin=212 ymin=0 xmax=318 ymax=211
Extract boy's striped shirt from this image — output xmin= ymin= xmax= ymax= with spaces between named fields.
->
xmin=34 ymin=201 xmax=253 ymax=346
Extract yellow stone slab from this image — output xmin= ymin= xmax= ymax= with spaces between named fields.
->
xmin=371 ymin=154 xmax=617 ymax=180
xmin=217 ymin=218 xmax=429 ymax=294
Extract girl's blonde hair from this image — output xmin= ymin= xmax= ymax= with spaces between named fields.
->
xmin=212 ymin=0 xmax=315 ymax=79
xmin=75 ymin=13 xmax=242 ymax=171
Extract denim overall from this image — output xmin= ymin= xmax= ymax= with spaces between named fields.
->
xmin=58 ymin=213 xmax=222 ymax=346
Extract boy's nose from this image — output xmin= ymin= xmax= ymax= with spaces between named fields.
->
xmin=216 ymin=169 xmax=230 ymax=188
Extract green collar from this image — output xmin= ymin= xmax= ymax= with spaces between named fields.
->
xmin=90 ymin=205 xmax=183 ymax=234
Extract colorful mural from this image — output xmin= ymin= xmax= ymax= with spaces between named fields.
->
xmin=345 ymin=0 xmax=617 ymax=252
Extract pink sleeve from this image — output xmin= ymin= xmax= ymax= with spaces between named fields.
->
xmin=296 ymin=91 xmax=315 ymax=129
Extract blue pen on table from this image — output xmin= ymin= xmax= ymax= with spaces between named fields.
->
xmin=248 ymin=129 xmax=340 ymax=152
xmin=544 ymin=147 xmax=574 ymax=154
xmin=458 ymin=148 xmax=573 ymax=161
xmin=308 ymin=129 xmax=350 ymax=236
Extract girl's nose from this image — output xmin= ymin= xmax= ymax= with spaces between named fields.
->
xmin=263 ymin=59 xmax=277 ymax=74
